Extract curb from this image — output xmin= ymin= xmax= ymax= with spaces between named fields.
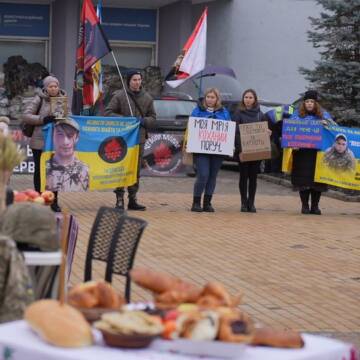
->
xmin=259 ymin=174 xmax=360 ymax=203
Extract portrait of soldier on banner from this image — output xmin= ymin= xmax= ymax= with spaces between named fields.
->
xmin=45 ymin=118 xmax=90 ymax=192
xmin=322 ymin=133 xmax=356 ymax=173
xmin=50 ymin=96 xmax=68 ymax=119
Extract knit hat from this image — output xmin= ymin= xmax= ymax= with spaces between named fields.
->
xmin=43 ymin=75 xmax=59 ymax=89
xmin=303 ymin=90 xmax=318 ymax=102
xmin=126 ymin=69 xmax=142 ymax=87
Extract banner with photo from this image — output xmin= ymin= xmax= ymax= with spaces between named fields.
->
xmin=315 ymin=125 xmax=360 ymax=190
xmin=141 ymin=132 xmax=188 ymax=177
xmin=40 ymin=116 xmax=140 ymax=192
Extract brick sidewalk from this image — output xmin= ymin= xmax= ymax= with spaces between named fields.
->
xmin=9 ymin=173 xmax=360 ymax=349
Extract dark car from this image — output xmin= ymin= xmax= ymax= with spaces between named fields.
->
xmin=153 ymin=94 xmax=197 ymax=132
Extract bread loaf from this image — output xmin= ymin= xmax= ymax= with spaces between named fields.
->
xmin=25 ymin=300 xmax=93 ymax=347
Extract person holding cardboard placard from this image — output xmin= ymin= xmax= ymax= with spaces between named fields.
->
xmin=289 ymin=90 xmax=334 ymax=215
xmin=190 ymin=88 xmax=231 ymax=212
xmin=234 ymin=89 xmax=270 ymax=213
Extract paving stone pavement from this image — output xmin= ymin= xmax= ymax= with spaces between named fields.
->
xmin=9 ymin=170 xmax=360 ymax=350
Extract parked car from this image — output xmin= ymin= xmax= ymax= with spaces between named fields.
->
xmin=153 ymin=94 xmax=197 ymax=132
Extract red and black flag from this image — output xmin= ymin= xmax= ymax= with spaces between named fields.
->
xmin=72 ymin=0 xmax=111 ymax=115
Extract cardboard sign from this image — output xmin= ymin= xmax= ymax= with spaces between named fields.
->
xmin=239 ymin=122 xmax=271 ymax=162
xmin=186 ymin=117 xmax=236 ymax=156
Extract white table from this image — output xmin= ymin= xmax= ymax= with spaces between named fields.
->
xmin=0 ymin=321 xmax=356 ymax=360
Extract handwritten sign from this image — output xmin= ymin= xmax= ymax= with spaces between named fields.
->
xmin=239 ymin=122 xmax=271 ymax=162
xmin=282 ymin=118 xmax=323 ymax=149
xmin=186 ymin=117 xmax=235 ymax=156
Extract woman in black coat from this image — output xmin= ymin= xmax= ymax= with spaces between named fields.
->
xmin=233 ymin=89 xmax=270 ymax=213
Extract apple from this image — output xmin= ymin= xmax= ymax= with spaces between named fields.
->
xmin=33 ymin=196 xmax=45 ymax=205
xmin=41 ymin=190 xmax=55 ymax=204
xmin=25 ymin=189 xmax=40 ymax=199
xmin=14 ymin=192 xmax=29 ymax=202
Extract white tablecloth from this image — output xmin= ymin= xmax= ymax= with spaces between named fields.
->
xmin=0 ymin=321 xmax=356 ymax=360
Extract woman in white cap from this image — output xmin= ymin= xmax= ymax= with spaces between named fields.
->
xmin=22 ymin=75 xmax=68 ymax=212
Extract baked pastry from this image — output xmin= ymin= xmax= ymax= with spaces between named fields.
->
xmin=68 ymin=281 xmax=124 ymax=309
xmin=25 ymin=300 xmax=93 ymax=347
xmin=218 ymin=309 xmax=254 ymax=343
xmin=200 ymin=282 xmax=241 ymax=308
xmin=251 ymin=327 xmax=304 ymax=348
xmin=94 ymin=311 xmax=163 ymax=336
xmin=130 ymin=267 xmax=201 ymax=300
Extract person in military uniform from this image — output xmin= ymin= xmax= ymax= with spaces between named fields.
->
xmin=0 ymin=235 xmax=34 ymax=323
xmin=45 ymin=118 xmax=89 ymax=192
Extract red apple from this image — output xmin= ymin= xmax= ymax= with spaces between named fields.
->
xmin=14 ymin=192 xmax=29 ymax=202
xmin=25 ymin=189 xmax=40 ymax=199
xmin=33 ymin=196 xmax=45 ymax=205
xmin=41 ymin=190 xmax=55 ymax=204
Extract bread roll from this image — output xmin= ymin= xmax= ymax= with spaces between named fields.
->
xmin=25 ymin=300 xmax=93 ymax=347
xmin=251 ymin=327 xmax=304 ymax=348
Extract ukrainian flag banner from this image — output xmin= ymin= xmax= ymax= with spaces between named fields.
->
xmin=315 ymin=125 xmax=360 ymax=190
xmin=40 ymin=116 xmax=139 ymax=192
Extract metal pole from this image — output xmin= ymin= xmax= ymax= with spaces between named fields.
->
xmin=198 ymin=71 xmax=203 ymax=99
xmin=111 ymin=51 xmax=134 ymax=117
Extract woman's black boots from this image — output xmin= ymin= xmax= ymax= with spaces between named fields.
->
xmin=203 ymin=195 xmax=214 ymax=212
xmin=299 ymin=190 xmax=310 ymax=214
xmin=310 ymin=190 xmax=322 ymax=215
xmin=191 ymin=196 xmax=202 ymax=212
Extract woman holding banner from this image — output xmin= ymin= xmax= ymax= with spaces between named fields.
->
xmin=190 ymin=88 xmax=231 ymax=212
xmin=290 ymin=90 xmax=334 ymax=215
xmin=234 ymin=89 xmax=269 ymax=213
xmin=22 ymin=75 xmax=67 ymax=212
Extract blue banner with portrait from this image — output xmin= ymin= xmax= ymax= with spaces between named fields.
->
xmin=282 ymin=118 xmax=323 ymax=149
xmin=40 ymin=116 xmax=140 ymax=192
xmin=315 ymin=125 xmax=360 ymax=190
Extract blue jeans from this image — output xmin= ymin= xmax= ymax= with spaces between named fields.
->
xmin=193 ymin=154 xmax=223 ymax=197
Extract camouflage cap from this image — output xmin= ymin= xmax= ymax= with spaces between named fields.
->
xmin=0 ymin=203 xmax=59 ymax=251
xmin=0 ymin=116 xmax=10 ymax=125
xmin=55 ymin=117 xmax=80 ymax=132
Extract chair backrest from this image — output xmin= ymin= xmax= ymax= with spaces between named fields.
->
xmin=84 ymin=207 xmax=126 ymax=281
xmin=105 ymin=215 xmax=147 ymax=283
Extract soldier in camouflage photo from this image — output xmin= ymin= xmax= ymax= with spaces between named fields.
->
xmin=45 ymin=118 xmax=89 ymax=192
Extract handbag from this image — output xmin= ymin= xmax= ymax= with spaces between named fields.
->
xmin=21 ymin=96 xmax=43 ymax=138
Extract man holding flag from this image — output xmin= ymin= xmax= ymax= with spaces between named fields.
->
xmin=105 ymin=70 xmax=156 ymax=211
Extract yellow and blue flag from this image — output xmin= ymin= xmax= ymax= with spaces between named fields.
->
xmin=40 ymin=116 xmax=140 ymax=192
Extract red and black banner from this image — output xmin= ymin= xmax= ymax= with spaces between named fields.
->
xmin=72 ymin=0 xmax=111 ymax=115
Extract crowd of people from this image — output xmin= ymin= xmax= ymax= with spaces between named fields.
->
xmin=19 ymin=70 xmax=339 ymax=216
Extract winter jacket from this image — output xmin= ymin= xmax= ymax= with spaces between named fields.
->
xmin=290 ymin=109 xmax=334 ymax=191
xmin=105 ymin=88 xmax=156 ymax=144
xmin=191 ymin=105 xmax=231 ymax=120
xmin=22 ymin=88 xmax=67 ymax=150
xmin=233 ymin=106 xmax=266 ymax=154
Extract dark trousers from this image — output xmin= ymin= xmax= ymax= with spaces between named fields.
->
xmin=193 ymin=154 xmax=223 ymax=197
xmin=32 ymin=149 xmax=42 ymax=193
xmin=115 ymin=144 xmax=143 ymax=198
xmin=239 ymin=161 xmax=260 ymax=205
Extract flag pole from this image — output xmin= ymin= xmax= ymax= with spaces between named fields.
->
xmin=111 ymin=51 xmax=134 ymax=117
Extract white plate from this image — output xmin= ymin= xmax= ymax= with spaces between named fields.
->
xmin=151 ymin=338 xmax=246 ymax=359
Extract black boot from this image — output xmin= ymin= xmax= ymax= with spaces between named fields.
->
xmin=191 ymin=196 xmax=202 ymax=212
xmin=203 ymin=195 xmax=215 ymax=212
xmin=50 ymin=191 xmax=62 ymax=212
xmin=114 ymin=190 xmax=125 ymax=210
xmin=128 ymin=196 xmax=146 ymax=211
xmin=240 ymin=196 xmax=248 ymax=212
xmin=310 ymin=190 xmax=322 ymax=215
xmin=247 ymin=201 xmax=256 ymax=213
xmin=299 ymin=190 xmax=310 ymax=214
